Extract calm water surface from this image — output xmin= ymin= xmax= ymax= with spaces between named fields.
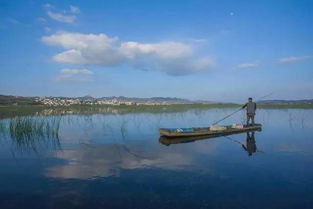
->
xmin=0 ymin=108 xmax=313 ymax=209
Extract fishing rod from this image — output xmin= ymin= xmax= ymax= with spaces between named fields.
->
xmin=212 ymin=107 xmax=242 ymax=125
xmin=211 ymin=93 xmax=274 ymax=126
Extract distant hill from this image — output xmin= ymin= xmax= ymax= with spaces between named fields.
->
xmin=1 ymin=94 xmax=312 ymax=106
xmin=98 ymin=96 xmax=194 ymax=104
xmin=0 ymin=95 xmax=41 ymax=105
xmin=0 ymin=94 xmax=200 ymax=105
xmin=257 ymin=99 xmax=313 ymax=104
xmin=76 ymin=95 xmax=94 ymax=100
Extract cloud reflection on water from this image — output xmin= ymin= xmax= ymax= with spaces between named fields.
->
xmin=45 ymin=143 xmax=197 ymax=179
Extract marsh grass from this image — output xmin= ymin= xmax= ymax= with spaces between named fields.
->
xmin=4 ymin=116 xmax=61 ymax=153
xmin=0 ymin=120 xmax=6 ymax=135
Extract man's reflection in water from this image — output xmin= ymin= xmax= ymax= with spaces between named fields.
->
xmin=242 ymin=132 xmax=257 ymax=156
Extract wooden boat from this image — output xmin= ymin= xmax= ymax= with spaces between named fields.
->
xmin=159 ymin=124 xmax=262 ymax=138
xmin=159 ymin=126 xmax=261 ymax=146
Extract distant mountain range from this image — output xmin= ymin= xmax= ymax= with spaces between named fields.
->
xmin=75 ymin=95 xmax=202 ymax=104
xmin=1 ymin=94 xmax=312 ymax=105
xmin=257 ymin=99 xmax=313 ymax=104
xmin=0 ymin=94 xmax=213 ymax=105
xmin=0 ymin=95 xmax=40 ymax=105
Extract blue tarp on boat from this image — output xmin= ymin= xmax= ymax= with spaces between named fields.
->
xmin=166 ymin=128 xmax=194 ymax=133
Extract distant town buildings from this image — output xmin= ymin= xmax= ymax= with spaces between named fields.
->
xmin=35 ymin=97 xmax=174 ymax=106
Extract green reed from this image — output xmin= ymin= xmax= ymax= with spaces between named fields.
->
xmin=5 ymin=116 xmax=61 ymax=153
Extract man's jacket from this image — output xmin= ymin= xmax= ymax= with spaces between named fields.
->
xmin=243 ymin=102 xmax=257 ymax=114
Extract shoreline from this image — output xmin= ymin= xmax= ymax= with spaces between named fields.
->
xmin=1 ymin=103 xmax=313 ymax=119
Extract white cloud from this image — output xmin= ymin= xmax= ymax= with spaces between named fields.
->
xmin=42 ymin=31 xmax=214 ymax=75
xmin=44 ymin=4 xmax=79 ymax=23
xmin=47 ymin=11 xmax=76 ymax=23
xmin=70 ymin=5 xmax=80 ymax=14
xmin=56 ymin=68 xmax=94 ymax=82
xmin=120 ymin=41 xmax=192 ymax=59
xmin=279 ymin=56 xmax=310 ymax=63
xmin=43 ymin=32 xmax=122 ymax=65
xmin=237 ymin=63 xmax=258 ymax=69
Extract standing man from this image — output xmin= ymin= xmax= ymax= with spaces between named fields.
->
xmin=242 ymin=97 xmax=257 ymax=126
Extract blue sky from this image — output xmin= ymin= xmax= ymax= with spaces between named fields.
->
xmin=0 ymin=0 xmax=312 ymax=102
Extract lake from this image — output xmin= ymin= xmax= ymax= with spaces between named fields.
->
xmin=0 ymin=107 xmax=313 ymax=209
